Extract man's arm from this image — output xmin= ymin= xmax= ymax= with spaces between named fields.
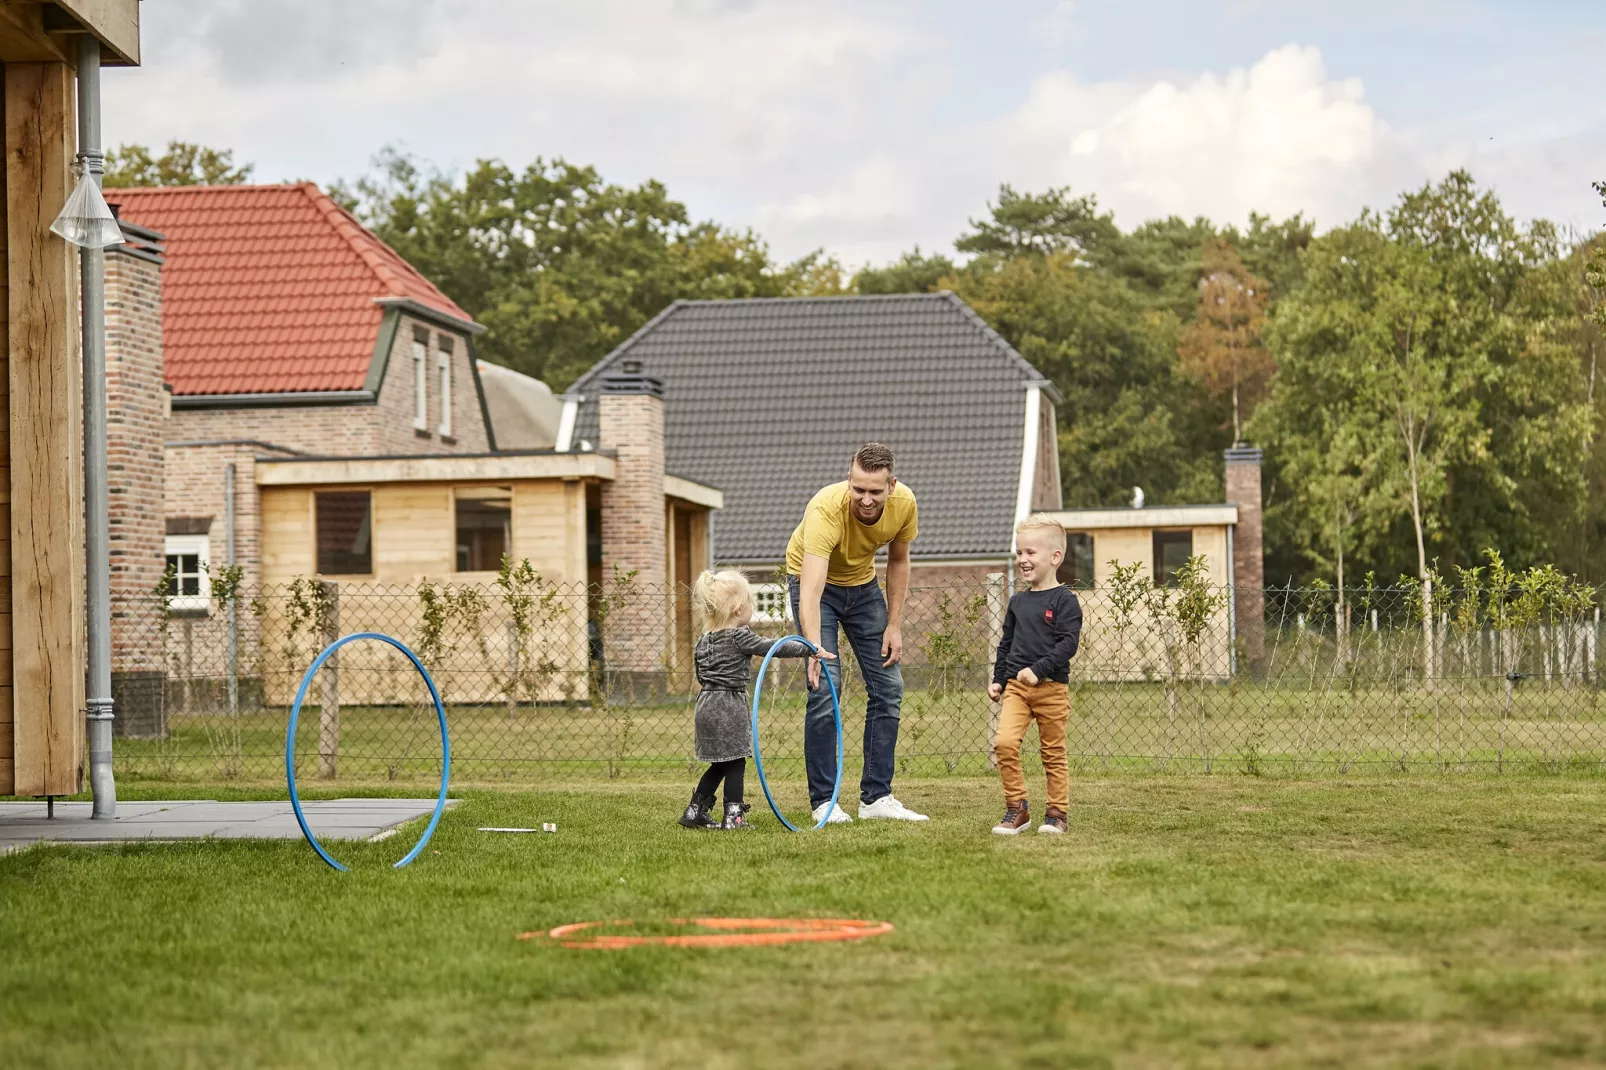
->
xmin=882 ymin=539 xmax=912 ymax=667
xmin=799 ymin=553 xmax=829 ymax=686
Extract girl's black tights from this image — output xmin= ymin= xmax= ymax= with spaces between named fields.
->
xmin=695 ymin=758 xmax=745 ymax=807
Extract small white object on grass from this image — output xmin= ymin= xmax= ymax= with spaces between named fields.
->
xmin=542 ymin=823 xmax=557 ymax=832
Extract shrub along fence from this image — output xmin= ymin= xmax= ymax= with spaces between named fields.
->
xmin=110 ymin=560 xmax=1603 ymax=784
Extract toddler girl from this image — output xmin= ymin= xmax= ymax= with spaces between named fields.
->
xmin=680 ymin=570 xmax=831 ymax=830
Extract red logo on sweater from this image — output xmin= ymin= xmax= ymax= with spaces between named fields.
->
xmin=1044 ymin=609 xmax=1054 ymax=622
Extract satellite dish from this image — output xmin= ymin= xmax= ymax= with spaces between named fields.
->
xmin=1132 ymin=486 xmax=1145 ymax=509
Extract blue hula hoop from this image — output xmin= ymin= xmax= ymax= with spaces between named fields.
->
xmin=285 ymin=632 xmax=451 ymax=871
xmin=750 ymin=635 xmax=843 ymax=831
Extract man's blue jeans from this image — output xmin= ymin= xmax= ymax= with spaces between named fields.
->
xmin=787 ymin=575 xmax=904 ymax=807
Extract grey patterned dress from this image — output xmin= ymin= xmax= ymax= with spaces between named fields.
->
xmin=694 ymin=628 xmax=811 ymax=762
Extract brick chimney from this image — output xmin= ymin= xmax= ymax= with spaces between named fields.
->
xmin=104 ymin=222 xmax=168 ymax=737
xmin=597 ymin=360 xmax=667 ymax=685
xmin=1224 ymin=446 xmax=1265 ymax=667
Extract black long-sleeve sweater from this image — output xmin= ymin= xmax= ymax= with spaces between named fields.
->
xmin=992 ymin=585 xmax=1083 ymax=686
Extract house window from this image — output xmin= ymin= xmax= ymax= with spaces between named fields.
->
xmin=412 ymin=330 xmax=429 ymax=433
xmin=1153 ymin=530 xmax=1193 ymax=587
xmin=317 ymin=491 xmax=373 ymax=575
xmin=750 ymin=583 xmax=788 ymax=624
xmin=455 ymin=486 xmax=511 ymax=572
xmin=164 ymin=535 xmax=210 ymax=612
xmin=1057 ymin=532 xmax=1095 ymax=589
xmin=437 ymin=335 xmax=454 ymax=439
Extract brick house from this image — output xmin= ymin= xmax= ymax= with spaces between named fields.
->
xmin=102 ymin=183 xmax=720 ymax=728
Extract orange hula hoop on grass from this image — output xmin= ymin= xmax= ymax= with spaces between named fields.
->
xmin=520 ymin=917 xmax=894 ymax=949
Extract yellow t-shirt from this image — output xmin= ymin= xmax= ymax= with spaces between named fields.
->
xmin=784 ymin=481 xmax=919 ymax=586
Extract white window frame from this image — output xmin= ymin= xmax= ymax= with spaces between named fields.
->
xmin=750 ymin=582 xmax=789 ymax=624
xmin=164 ymin=534 xmax=211 ymax=613
xmin=412 ymin=334 xmax=429 ymax=432
xmin=437 ymin=335 xmax=454 ymax=438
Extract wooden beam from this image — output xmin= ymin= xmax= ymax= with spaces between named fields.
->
xmin=0 ymin=67 xmax=10 ymax=797
xmin=0 ymin=4 xmax=70 ymax=63
xmin=7 ymin=61 xmax=84 ymax=796
xmin=43 ymin=0 xmax=141 ymax=66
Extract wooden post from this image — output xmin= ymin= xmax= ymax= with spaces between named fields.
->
xmin=317 ymin=580 xmax=340 ymax=779
xmin=7 ymin=62 xmax=84 ymax=797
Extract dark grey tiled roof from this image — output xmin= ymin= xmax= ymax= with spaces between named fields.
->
xmin=570 ymin=293 xmax=1050 ymax=563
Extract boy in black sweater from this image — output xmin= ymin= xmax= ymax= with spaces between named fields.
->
xmin=988 ymin=514 xmax=1083 ymax=835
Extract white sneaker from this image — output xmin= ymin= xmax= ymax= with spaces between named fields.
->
xmin=811 ymin=800 xmax=853 ymax=824
xmin=858 ymin=795 xmax=929 ymax=822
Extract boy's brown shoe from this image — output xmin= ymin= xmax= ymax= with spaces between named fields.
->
xmin=1038 ymin=809 xmax=1067 ymax=835
xmin=991 ymin=800 xmax=1030 ymax=836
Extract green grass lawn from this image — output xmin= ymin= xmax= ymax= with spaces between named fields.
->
xmin=3 ymin=776 xmax=1605 ymax=1068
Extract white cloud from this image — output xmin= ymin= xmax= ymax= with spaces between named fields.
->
xmin=998 ymin=44 xmax=1420 ymax=230
xmin=101 ymin=4 xmax=1605 ymax=269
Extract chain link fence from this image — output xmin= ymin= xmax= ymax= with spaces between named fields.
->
xmin=108 ymin=571 xmax=1604 ymax=784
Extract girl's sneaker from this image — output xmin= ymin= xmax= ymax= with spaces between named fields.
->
xmin=1038 ymin=809 xmax=1067 ymax=835
xmin=992 ymin=801 xmax=1030 ymax=835
xmin=722 ymin=802 xmax=754 ymax=830
xmin=678 ymin=792 xmax=720 ymax=830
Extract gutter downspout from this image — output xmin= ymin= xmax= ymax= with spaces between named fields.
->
xmin=79 ymin=36 xmax=116 ymax=819
xmin=554 ymin=395 xmax=580 ymax=453
xmin=1226 ymin=521 xmax=1237 ymax=679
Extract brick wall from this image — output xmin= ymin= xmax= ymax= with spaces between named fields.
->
xmin=598 ymin=375 xmax=668 ymax=676
xmin=105 ymin=249 xmax=166 ymax=669
xmin=105 ymin=247 xmax=169 ymax=736
xmin=1224 ymin=447 xmax=1266 ymax=664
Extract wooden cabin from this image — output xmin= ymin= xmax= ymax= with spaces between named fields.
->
xmin=251 ymin=451 xmax=721 ymax=705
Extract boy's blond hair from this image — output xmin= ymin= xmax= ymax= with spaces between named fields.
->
xmin=691 ymin=569 xmax=752 ymax=632
xmin=1015 ymin=512 xmax=1067 ymax=552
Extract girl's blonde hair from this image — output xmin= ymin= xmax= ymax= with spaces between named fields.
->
xmin=691 ymin=569 xmax=752 ymax=632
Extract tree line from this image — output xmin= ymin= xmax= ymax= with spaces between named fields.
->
xmin=107 ymin=141 xmax=1606 ymax=588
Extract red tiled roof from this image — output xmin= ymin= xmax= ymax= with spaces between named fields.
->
xmin=105 ymin=183 xmax=476 ymax=396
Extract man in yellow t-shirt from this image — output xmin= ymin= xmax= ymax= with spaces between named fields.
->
xmin=785 ymin=443 xmax=928 ymax=824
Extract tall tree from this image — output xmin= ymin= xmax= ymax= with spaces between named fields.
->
xmin=103 ymin=141 xmax=253 ymax=187
xmin=336 ymin=148 xmax=815 ymax=388
xmin=1254 ymin=172 xmax=1594 ymax=592
xmin=1177 ymin=239 xmax=1274 ymax=444
xmin=852 ymin=247 xmax=956 ymax=294
xmin=954 ymin=184 xmax=1120 ymax=262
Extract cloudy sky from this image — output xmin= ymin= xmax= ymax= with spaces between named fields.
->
xmin=105 ymin=0 xmax=1605 ymax=267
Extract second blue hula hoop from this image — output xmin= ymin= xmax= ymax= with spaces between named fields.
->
xmin=285 ymin=632 xmax=452 ymax=871
xmin=750 ymin=635 xmax=843 ymax=831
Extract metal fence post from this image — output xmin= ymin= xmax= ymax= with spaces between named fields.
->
xmin=225 ymin=463 xmax=239 ymax=715
xmin=318 ymin=580 xmax=341 ymax=779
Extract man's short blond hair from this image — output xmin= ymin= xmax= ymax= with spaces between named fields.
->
xmin=1015 ymin=513 xmax=1066 ymax=552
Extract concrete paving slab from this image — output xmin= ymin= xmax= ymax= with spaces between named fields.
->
xmin=0 ymin=799 xmax=456 ymax=854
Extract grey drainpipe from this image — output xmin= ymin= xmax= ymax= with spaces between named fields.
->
xmin=79 ymin=36 xmax=116 ymax=819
